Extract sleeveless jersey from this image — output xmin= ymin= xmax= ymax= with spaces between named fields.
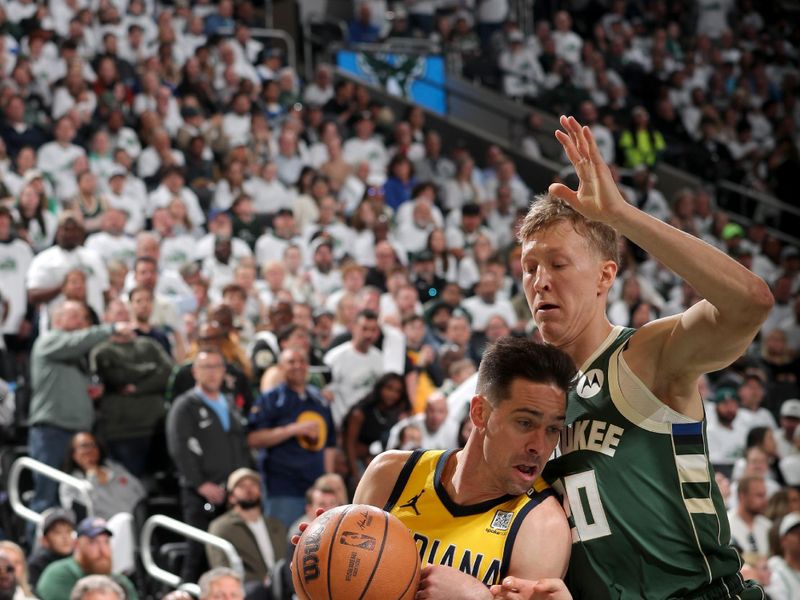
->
xmin=542 ymin=326 xmax=746 ymax=599
xmin=385 ymin=449 xmax=555 ymax=586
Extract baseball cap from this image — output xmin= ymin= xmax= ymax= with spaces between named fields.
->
xmin=274 ymin=207 xmax=294 ymax=218
xmin=713 ymin=387 xmax=738 ymax=404
xmin=781 ymin=399 xmax=800 ymax=419
xmin=76 ymin=517 xmax=113 ymax=539
xmin=227 ymin=467 xmax=261 ymax=492
xmin=107 ymin=164 xmax=127 ymax=179
xmin=23 ymin=169 xmax=44 ymax=184
xmin=780 ymin=512 xmax=800 ymax=537
xmin=208 ymin=208 xmax=230 ymax=222
xmin=41 ymin=507 xmax=76 ymax=535
xmin=781 ymin=246 xmax=799 ymax=261
xmin=413 ymin=249 xmax=434 ymax=262
xmin=721 ymin=223 xmax=745 ymax=241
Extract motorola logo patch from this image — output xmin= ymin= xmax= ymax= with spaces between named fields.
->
xmin=576 ymin=369 xmax=604 ymax=398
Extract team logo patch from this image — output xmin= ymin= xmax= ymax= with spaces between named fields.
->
xmin=490 ymin=510 xmax=514 ymax=531
xmin=576 ymin=369 xmax=604 ymax=399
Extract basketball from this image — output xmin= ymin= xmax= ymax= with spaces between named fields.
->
xmin=291 ymin=504 xmax=421 ymax=600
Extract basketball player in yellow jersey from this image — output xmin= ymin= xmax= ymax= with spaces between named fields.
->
xmin=353 ymin=337 xmax=575 ymax=599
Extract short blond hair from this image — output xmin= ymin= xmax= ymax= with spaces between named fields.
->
xmin=518 ymin=193 xmax=620 ymax=264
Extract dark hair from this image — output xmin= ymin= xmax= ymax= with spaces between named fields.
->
xmin=356 ymin=309 xmax=379 ymax=322
xmin=746 ymin=426 xmax=770 ymax=450
xmin=477 ymin=337 xmax=575 ymax=404
xmin=64 ymin=432 xmax=107 ymax=473
xmin=359 ymin=372 xmax=410 ymax=412
xmin=277 ymin=323 xmax=310 ymax=345
xmin=128 ymin=285 xmax=153 ymax=301
xmin=134 ymin=256 xmax=158 ymax=270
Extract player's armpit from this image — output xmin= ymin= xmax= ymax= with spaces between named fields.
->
xmin=508 ymin=496 xmax=571 ymax=579
xmin=352 ymin=450 xmax=412 ymax=508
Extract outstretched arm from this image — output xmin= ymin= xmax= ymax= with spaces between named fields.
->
xmin=552 ymin=116 xmax=773 ymax=415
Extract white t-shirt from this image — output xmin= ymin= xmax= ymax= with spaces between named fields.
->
xmin=160 ymin=235 xmax=199 ymax=272
xmin=461 ymin=296 xmax=517 ymax=331
xmin=36 ymin=142 xmax=86 ymax=200
xmin=0 ymin=239 xmax=33 ymax=333
xmin=26 ymin=245 xmax=109 ymax=318
xmin=727 ymin=511 xmax=772 ymax=558
xmin=707 ymin=421 xmax=747 ymax=467
xmin=84 ymin=232 xmax=137 ymax=267
xmin=323 ymin=342 xmax=384 ymax=427
xmin=245 ymin=517 xmax=276 ymax=571
xmin=385 ymin=412 xmax=460 ymax=451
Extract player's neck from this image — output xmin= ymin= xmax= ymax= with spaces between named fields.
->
xmin=561 ymin=318 xmax=615 ymax=370
xmin=446 ymin=446 xmax=508 ymax=505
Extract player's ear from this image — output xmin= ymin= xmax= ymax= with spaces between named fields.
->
xmin=469 ymin=394 xmax=490 ymax=431
xmin=597 ymin=260 xmax=617 ymax=295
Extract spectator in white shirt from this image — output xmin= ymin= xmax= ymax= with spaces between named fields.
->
xmin=323 ymin=309 xmax=384 ymax=427
xmin=727 ymin=475 xmax=772 ymax=559
xmin=147 ymin=166 xmax=204 ymax=227
xmin=499 ymin=30 xmax=545 ymax=99
xmin=303 ymin=64 xmax=334 ymax=107
xmin=342 ymin=112 xmax=388 ymax=179
xmin=552 ymin=11 xmax=583 ymax=65
xmin=461 ymin=271 xmax=517 ymax=332
xmin=36 ymin=116 xmax=86 ymax=200
xmin=385 ymin=390 xmax=459 ymax=451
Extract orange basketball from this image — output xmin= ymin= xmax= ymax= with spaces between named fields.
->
xmin=292 ymin=504 xmax=421 ymax=600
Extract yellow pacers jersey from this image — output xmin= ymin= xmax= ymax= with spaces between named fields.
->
xmin=384 ymin=449 xmax=554 ymax=586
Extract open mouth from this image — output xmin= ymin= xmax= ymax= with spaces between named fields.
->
xmin=515 ymin=465 xmax=538 ymax=479
xmin=536 ymin=303 xmax=559 ymax=315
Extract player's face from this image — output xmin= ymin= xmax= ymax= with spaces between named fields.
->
xmin=521 ymin=222 xmax=615 ymax=349
xmin=481 ymin=378 xmax=566 ymax=495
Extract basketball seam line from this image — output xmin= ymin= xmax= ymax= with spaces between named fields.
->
xmin=358 ymin=510 xmax=390 ymax=600
xmin=327 ymin=506 xmax=352 ymax=600
xmin=396 ymin=544 xmax=420 ymax=600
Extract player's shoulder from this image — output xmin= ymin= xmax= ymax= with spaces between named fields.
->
xmin=624 ymin=313 xmax=683 ymax=361
xmin=354 ymin=450 xmax=416 ymax=506
xmin=366 ymin=450 xmax=415 ymax=480
xmin=515 ymin=493 xmax=570 ymax=547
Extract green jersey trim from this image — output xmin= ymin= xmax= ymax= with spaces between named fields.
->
xmin=607 ymin=342 xmax=696 ymax=434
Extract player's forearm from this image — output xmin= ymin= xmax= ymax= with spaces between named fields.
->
xmin=610 ymin=202 xmax=773 ymax=323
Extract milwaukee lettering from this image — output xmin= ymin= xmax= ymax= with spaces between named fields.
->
xmin=561 ymin=420 xmax=623 ymax=457
xmin=413 ymin=533 xmax=501 ymax=585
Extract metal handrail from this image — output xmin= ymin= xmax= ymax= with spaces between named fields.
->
xmin=302 ymin=15 xmax=348 ymax=82
xmin=140 ymin=514 xmax=244 ymax=596
xmin=249 ymin=27 xmax=297 ymax=72
xmin=8 ymin=457 xmax=94 ymax=524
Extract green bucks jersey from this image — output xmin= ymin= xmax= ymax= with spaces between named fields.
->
xmin=543 ymin=327 xmax=745 ymax=599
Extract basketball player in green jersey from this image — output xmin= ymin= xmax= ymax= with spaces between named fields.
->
xmin=352 ymin=337 xmax=574 ymax=599
xmin=498 ymin=116 xmax=773 ymax=600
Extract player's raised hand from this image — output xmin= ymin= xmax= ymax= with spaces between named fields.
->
xmin=549 ymin=115 xmax=628 ymax=226
xmin=489 ymin=576 xmax=572 ymax=600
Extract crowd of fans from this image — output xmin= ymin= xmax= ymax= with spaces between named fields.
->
xmin=0 ymin=0 xmax=798 ymax=598
xmin=348 ymin=0 xmax=800 ymax=205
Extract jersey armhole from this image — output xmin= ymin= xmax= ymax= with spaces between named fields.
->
xmin=499 ymin=487 xmax=556 ymax=580
xmin=383 ymin=449 xmax=426 ymax=512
